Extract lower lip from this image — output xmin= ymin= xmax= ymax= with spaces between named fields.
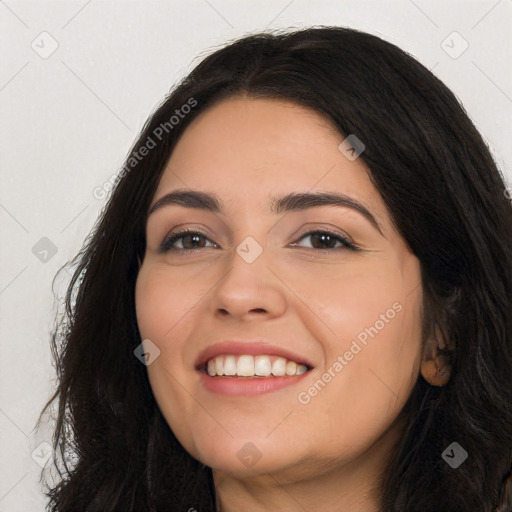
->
xmin=198 ymin=371 xmax=311 ymax=396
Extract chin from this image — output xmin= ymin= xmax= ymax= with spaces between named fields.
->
xmin=186 ymin=433 xmax=297 ymax=476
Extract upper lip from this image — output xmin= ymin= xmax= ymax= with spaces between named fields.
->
xmin=195 ymin=340 xmax=315 ymax=371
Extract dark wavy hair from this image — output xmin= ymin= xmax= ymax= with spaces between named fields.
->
xmin=38 ymin=26 xmax=512 ymax=511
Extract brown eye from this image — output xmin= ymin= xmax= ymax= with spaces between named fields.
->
xmin=291 ymin=230 xmax=358 ymax=251
xmin=159 ymin=230 xmax=216 ymax=254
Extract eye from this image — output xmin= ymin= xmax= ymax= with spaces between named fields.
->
xmin=158 ymin=229 xmax=217 ymax=254
xmin=291 ymin=230 xmax=359 ymax=252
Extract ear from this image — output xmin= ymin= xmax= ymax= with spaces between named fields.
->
xmin=420 ymin=325 xmax=452 ymax=387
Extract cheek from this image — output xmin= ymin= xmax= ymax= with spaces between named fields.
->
xmin=135 ymin=273 xmax=165 ymax=340
xmin=290 ymin=255 xmax=418 ymax=351
xmin=134 ymin=266 xmax=201 ymax=449
xmin=295 ymin=257 xmax=422 ymax=428
xmin=134 ymin=267 xmax=193 ymax=393
xmin=135 ymin=264 xmax=199 ymax=342
xmin=296 ymin=302 xmax=421 ymax=461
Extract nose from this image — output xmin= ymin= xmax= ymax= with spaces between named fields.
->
xmin=209 ymin=241 xmax=288 ymax=321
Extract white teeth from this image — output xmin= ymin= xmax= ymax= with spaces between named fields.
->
xmin=215 ymin=356 xmax=224 ymax=376
xmin=285 ymin=360 xmax=297 ymax=376
xmin=223 ymin=355 xmax=237 ymax=375
xmin=207 ymin=359 xmax=216 ymax=376
xmin=254 ymin=355 xmax=271 ymax=376
xmin=204 ymin=354 xmax=309 ymax=377
xmin=237 ymin=355 xmax=255 ymax=376
xmin=271 ymin=357 xmax=286 ymax=376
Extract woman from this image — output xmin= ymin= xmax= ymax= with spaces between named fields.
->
xmin=40 ymin=26 xmax=512 ymax=511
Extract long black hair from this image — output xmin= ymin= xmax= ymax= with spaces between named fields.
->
xmin=39 ymin=26 xmax=512 ymax=511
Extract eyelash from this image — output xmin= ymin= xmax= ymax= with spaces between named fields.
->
xmin=158 ymin=228 xmax=360 ymax=254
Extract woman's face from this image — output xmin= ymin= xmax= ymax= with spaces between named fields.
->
xmin=135 ymin=96 xmax=424 ymax=481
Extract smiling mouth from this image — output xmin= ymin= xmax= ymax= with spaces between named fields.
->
xmin=201 ymin=354 xmax=312 ymax=377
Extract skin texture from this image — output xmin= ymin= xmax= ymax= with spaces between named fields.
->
xmin=135 ymin=96 xmax=435 ymax=511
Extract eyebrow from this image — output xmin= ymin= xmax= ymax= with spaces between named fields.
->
xmin=148 ymin=189 xmax=383 ymax=234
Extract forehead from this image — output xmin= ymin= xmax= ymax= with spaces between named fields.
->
xmin=172 ymin=95 xmax=342 ymax=157
xmin=156 ymin=96 xmax=377 ymax=201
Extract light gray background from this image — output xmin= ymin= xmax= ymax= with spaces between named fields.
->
xmin=1 ymin=0 xmax=511 ymax=510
